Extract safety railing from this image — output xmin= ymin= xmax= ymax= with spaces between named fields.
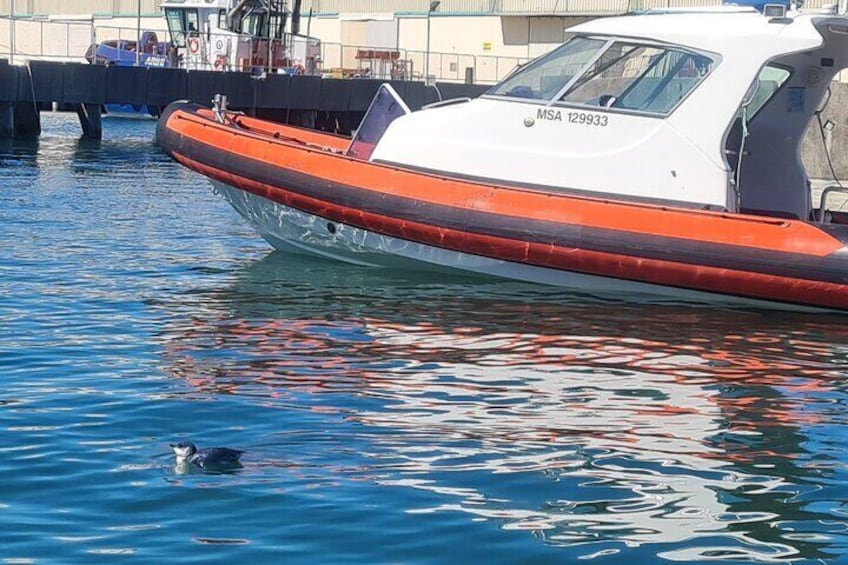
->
xmin=2 ymin=16 xmax=532 ymax=83
xmin=318 ymin=42 xmax=533 ymax=84
xmin=93 ymin=22 xmax=168 ymax=45
xmin=3 ymin=4 xmax=847 ymax=88
xmin=0 ymin=16 xmax=97 ymax=63
xmin=3 ymin=11 xmax=847 ymax=90
xmin=817 ymin=183 xmax=848 ymax=222
xmin=0 ymin=18 xmax=173 ymax=64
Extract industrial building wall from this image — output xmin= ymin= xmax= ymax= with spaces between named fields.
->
xmin=0 ymin=0 xmax=840 ymax=15
xmin=2 ymin=0 xmax=843 ymax=79
xmin=0 ymin=1 xmax=161 ymax=16
xmin=276 ymin=0 xmax=844 ymax=11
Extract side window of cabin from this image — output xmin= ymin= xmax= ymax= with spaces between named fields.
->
xmin=559 ymin=42 xmax=714 ymax=115
xmin=488 ymin=37 xmax=606 ymax=100
xmin=165 ymin=8 xmax=187 ymax=48
xmin=746 ymin=65 xmax=791 ymax=117
xmin=616 ymin=50 xmax=713 ymax=113
xmin=186 ymin=10 xmax=200 ymax=35
xmin=245 ymin=13 xmax=266 ymax=37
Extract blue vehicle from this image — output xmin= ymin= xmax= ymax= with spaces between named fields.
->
xmin=85 ymin=31 xmax=173 ymax=118
xmin=84 ymin=31 xmax=172 ymax=69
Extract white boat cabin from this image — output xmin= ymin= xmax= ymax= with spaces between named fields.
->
xmin=160 ymin=0 xmax=319 ymax=73
xmin=371 ymin=7 xmax=848 ymax=219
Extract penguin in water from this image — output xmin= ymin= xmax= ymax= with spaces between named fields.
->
xmin=170 ymin=441 xmax=244 ymax=472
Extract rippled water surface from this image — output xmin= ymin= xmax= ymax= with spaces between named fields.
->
xmin=2 ymin=113 xmax=848 ymax=563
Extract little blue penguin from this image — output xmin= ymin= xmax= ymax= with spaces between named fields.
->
xmin=170 ymin=441 xmax=244 ymax=469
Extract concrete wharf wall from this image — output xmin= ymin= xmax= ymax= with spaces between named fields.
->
xmin=0 ymin=59 xmax=487 ymax=139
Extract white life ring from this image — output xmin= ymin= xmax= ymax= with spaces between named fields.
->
xmin=188 ymin=37 xmax=200 ymax=54
xmin=215 ymin=39 xmax=224 ymax=51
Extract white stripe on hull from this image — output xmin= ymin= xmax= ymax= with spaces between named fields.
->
xmin=213 ymin=181 xmax=828 ymax=312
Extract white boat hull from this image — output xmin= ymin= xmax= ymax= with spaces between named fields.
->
xmin=213 ymin=181 xmax=827 ymax=311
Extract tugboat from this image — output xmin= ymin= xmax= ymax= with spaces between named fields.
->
xmin=157 ymin=5 xmax=848 ymax=311
xmin=87 ymin=0 xmax=320 ymax=116
xmin=157 ymin=0 xmax=319 ymax=74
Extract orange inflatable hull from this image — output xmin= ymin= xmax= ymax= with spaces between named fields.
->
xmin=157 ymin=102 xmax=848 ymax=311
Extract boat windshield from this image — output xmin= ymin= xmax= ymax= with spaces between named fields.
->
xmin=488 ymin=36 xmax=715 ymax=115
xmin=489 ymin=37 xmax=607 ymax=100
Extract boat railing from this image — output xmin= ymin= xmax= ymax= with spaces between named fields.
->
xmin=817 ymin=183 xmax=848 ymax=223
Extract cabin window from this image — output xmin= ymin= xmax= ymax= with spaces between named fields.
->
xmin=243 ymin=12 xmax=267 ymax=37
xmin=268 ymin=11 xmax=285 ymax=39
xmin=487 ymin=37 xmax=607 ymax=100
xmin=185 ymin=10 xmax=200 ymax=35
xmin=230 ymin=3 xmax=267 ymax=37
xmin=560 ymin=42 xmax=713 ymax=114
xmin=165 ymin=8 xmax=187 ymax=48
xmin=746 ymin=65 xmax=791 ymax=116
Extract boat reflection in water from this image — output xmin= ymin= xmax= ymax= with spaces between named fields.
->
xmin=155 ymin=254 xmax=848 ymax=562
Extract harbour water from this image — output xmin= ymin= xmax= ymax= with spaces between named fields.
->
xmin=2 ymin=112 xmax=848 ymax=563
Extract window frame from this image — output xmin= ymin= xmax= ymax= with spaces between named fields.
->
xmin=483 ymin=35 xmax=720 ymax=119
xmin=744 ymin=63 xmax=793 ymax=120
xmin=164 ymin=8 xmax=188 ymax=48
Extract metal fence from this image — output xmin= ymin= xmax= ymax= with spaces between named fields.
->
xmin=318 ymin=41 xmax=531 ymax=83
xmin=0 ymin=17 xmax=530 ymax=83
xmin=0 ymin=17 xmax=176 ymax=64
xmin=0 ymin=17 xmax=96 ymax=63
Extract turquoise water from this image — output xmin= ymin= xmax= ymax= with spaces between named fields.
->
xmin=2 ymin=112 xmax=848 ymax=563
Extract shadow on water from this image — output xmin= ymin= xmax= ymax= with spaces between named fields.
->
xmin=73 ymin=136 xmax=101 ymax=153
xmin=71 ymin=136 xmax=166 ymax=169
xmin=0 ymin=136 xmax=40 ymax=165
xmin=152 ymin=252 xmax=848 ymax=561
xmin=1 ymin=121 xmax=163 ymax=176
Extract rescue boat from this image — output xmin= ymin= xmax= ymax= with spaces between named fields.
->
xmin=157 ymin=6 xmax=848 ymax=311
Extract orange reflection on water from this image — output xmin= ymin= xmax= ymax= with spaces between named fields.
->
xmin=156 ymin=291 xmax=848 ymax=561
